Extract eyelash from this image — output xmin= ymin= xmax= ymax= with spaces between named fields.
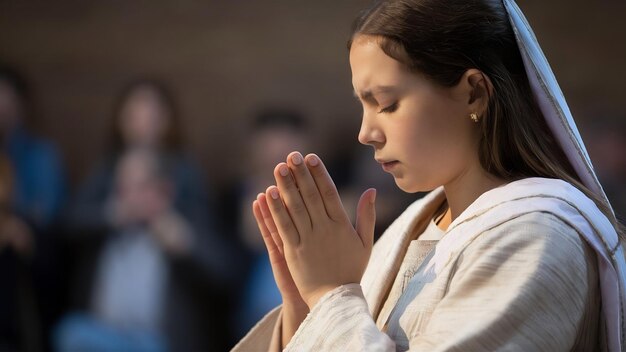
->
xmin=378 ymin=102 xmax=399 ymax=114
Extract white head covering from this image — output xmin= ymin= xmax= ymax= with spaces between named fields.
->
xmin=501 ymin=1 xmax=626 ymax=350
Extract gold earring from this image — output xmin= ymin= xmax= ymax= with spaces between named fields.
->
xmin=470 ymin=113 xmax=479 ymax=123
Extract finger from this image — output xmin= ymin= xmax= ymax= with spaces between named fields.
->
xmin=274 ymin=162 xmax=312 ymax=232
xmin=253 ymin=198 xmax=284 ymax=257
xmin=304 ymin=153 xmax=346 ymax=221
xmin=287 ymin=151 xmax=327 ymax=223
xmin=355 ymin=188 xmax=377 ymax=249
xmin=266 ymin=185 xmax=300 ymax=246
xmin=256 ymin=193 xmax=284 ymax=255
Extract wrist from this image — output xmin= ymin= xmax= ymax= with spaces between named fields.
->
xmin=304 ymin=285 xmax=340 ymax=310
xmin=283 ymin=298 xmax=309 ymax=315
xmin=281 ymin=299 xmax=309 ymax=349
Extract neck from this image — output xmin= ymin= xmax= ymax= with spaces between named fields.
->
xmin=438 ymin=164 xmax=508 ymax=231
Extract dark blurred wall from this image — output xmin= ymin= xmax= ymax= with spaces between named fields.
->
xmin=0 ymin=0 xmax=624 ymax=190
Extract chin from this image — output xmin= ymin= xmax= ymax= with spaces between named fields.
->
xmin=394 ymin=176 xmax=439 ymax=194
xmin=394 ymin=179 xmax=422 ymax=194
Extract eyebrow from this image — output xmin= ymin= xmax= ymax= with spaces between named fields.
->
xmin=353 ymin=85 xmax=397 ymax=100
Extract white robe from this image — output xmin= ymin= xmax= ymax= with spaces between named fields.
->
xmin=232 ymin=177 xmax=619 ymax=351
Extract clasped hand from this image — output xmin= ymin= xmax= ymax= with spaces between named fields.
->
xmin=252 ymin=151 xmax=376 ymax=309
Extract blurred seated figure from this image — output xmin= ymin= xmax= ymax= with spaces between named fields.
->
xmin=64 ymin=79 xmax=211 ymax=239
xmin=230 ymin=107 xmax=312 ymax=337
xmin=57 ymin=149 xmax=182 ymax=352
xmin=0 ymin=65 xmax=66 ymax=352
xmin=59 ymin=79 xmax=238 ymax=351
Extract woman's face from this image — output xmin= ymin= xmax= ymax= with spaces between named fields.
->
xmin=350 ymin=35 xmax=480 ymax=193
xmin=119 ymin=86 xmax=170 ymax=149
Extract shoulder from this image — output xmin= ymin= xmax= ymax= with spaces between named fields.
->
xmin=10 ymin=133 xmax=65 ymax=179
xmin=456 ymin=211 xmax=593 ymax=291
xmin=453 ymin=177 xmax=603 ymax=275
xmin=482 ymin=177 xmax=600 ymax=222
xmin=421 ymin=211 xmax=597 ymax=352
xmin=16 ymin=132 xmax=62 ymax=162
xmin=473 ymin=211 xmax=583 ymax=249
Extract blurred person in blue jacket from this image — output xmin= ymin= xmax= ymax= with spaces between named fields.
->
xmin=0 ymin=65 xmax=67 ymax=352
xmin=0 ymin=66 xmax=66 ymax=229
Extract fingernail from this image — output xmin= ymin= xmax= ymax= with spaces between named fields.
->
xmin=371 ymin=189 xmax=377 ymax=204
xmin=307 ymin=155 xmax=319 ymax=166
xmin=279 ymin=165 xmax=289 ymax=177
xmin=270 ymin=188 xmax=279 ymax=199
xmin=292 ymin=153 xmax=303 ymax=165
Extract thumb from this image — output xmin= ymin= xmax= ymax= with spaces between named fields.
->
xmin=355 ymin=188 xmax=376 ymax=249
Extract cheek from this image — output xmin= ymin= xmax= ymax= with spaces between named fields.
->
xmin=399 ymin=98 xmax=454 ymax=159
xmin=395 ymin=99 xmax=472 ymax=190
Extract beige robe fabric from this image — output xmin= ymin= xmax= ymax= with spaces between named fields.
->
xmin=232 ymin=181 xmax=602 ymax=351
xmin=376 ymin=217 xmax=443 ymax=334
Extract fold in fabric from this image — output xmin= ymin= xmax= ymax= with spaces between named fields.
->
xmin=502 ymin=1 xmax=625 ymax=350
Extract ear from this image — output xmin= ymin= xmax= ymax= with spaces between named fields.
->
xmin=462 ymin=69 xmax=493 ymax=116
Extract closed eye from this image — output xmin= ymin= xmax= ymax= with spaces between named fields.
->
xmin=378 ymin=102 xmax=398 ymax=114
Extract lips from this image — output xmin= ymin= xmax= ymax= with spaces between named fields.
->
xmin=376 ymin=159 xmax=399 ymax=172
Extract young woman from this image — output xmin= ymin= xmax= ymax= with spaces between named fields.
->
xmin=233 ymin=0 xmax=626 ymax=351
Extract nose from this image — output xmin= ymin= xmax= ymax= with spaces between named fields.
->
xmin=357 ymin=112 xmax=385 ymax=147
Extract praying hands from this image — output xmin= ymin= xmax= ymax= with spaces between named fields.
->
xmin=252 ymin=151 xmax=377 ymax=310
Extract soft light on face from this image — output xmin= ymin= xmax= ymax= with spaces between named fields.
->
xmin=349 ymin=35 xmax=480 ymax=193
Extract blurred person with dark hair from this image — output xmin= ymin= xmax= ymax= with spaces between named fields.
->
xmin=226 ymin=107 xmax=312 ymax=337
xmin=0 ymin=65 xmax=66 ymax=228
xmin=60 ymin=79 xmax=238 ymax=351
xmin=0 ymin=65 xmax=67 ymax=352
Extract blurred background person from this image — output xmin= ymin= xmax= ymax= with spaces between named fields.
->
xmin=57 ymin=150 xmax=184 ymax=352
xmin=224 ymin=107 xmax=312 ymax=338
xmin=583 ymin=115 xmax=626 ymax=222
xmin=0 ymin=66 xmax=66 ymax=230
xmin=0 ymin=65 xmax=67 ymax=352
xmin=59 ymin=79 xmax=240 ymax=351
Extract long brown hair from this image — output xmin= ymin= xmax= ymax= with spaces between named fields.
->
xmin=349 ymin=0 xmax=625 ymax=239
